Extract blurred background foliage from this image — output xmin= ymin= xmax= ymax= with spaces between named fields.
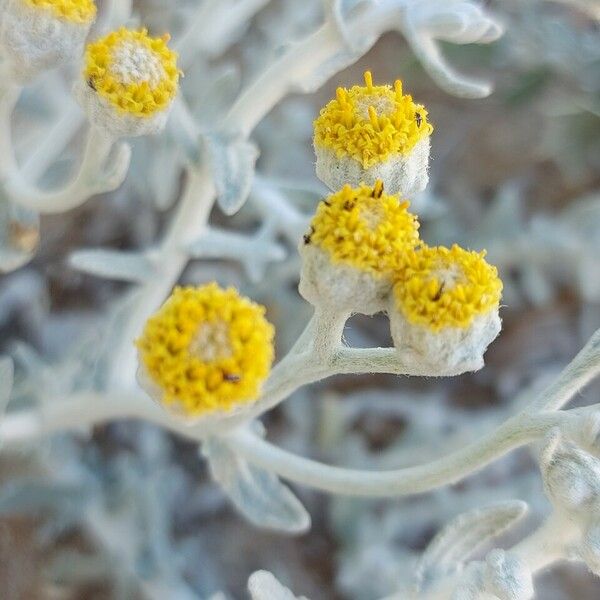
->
xmin=0 ymin=0 xmax=599 ymax=598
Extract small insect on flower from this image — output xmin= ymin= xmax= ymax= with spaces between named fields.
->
xmin=299 ymin=181 xmax=420 ymax=315
xmin=0 ymin=0 xmax=97 ymax=81
xmin=313 ymin=71 xmax=433 ymax=196
xmin=74 ymin=27 xmax=181 ymax=138
xmin=136 ymin=284 xmax=275 ymax=423
xmin=389 ymin=244 xmax=503 ymax=372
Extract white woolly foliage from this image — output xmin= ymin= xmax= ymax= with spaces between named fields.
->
xmin=415 ymin=501 xmax=529 ymax=592
xmin=482 ymin=550 xmax=534 ymax=600
xmin=68 ymin=248 xmax=158 ymax=283
xmin=449 ymin=550 xmax=533 ymax=600
xmin=203 ymin=130 xmax=260 ymax=215
xmin=248 ymin=570 xmax=308 ymax=600
xmin=0 ymin=197 xmax=39 ymax=272
xmin=202 ymin=435 xmax=311 ymax=533
xmin=540 ymin=429 xmax=600 ymax=515
xmin=187 ymin=225 xmax=286 ymax=283
xmin=0 ymin=1 xmax=599 ymax=600
xmin=0 ymin=356 xmax=13 ymax=418
xmin=580 ymin=523 xmax=600 ymax=577
xmin=400 ymin=0 xmax=504 ymax=98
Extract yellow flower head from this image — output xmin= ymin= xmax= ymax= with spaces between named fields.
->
xmin=23 ymin=0 xmax=96 ymax=23
xmin=136 ymin=284 xmax=275 ymax=418
xmin=393 ymin=244 xmax=503 ymax=332
xmin=84 ymin=27 xmax=180 ymax=118
xmin=314 ymin=71 xmax=433 ymax=169
xmin=305 ymin=181 xmax=420 ymax=276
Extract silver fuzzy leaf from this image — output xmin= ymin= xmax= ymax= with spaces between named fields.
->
xmin=0 ymin=356 xmax=13 ymax=423
xmin=248 ymin=570 xmax=308 ymax=600
xmin=415 ymin=500 xmax=528 ymax=591
xmin=203 ymin=131 xmax=259 ymax=216
xmin=540 ymin=429 xmax=600 ymax=514
xmin=202 ymin=435 xmax=311 ymax=533
xmin=483 ymin=549 xmax=534 ymax=600
xmin=69 ymin=249 xmax=158 ymax=283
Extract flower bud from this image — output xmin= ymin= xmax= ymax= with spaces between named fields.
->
xmin=299 ymin=181 xmax=420 ymax=315
xmin=540 ymin=430 xmax=600 ymax=514
xmin=580 ymin=521 xmax=600 ymax=577
xmin=136 ymin=283 xmax=274 ymax=424
xmin=483 ymin=549 xmax=533 ymax=600
xmin=389 ymin=244 xmax=502 ymax=372
xmin=0 ymin=0 xmax=96 ymax=81
xmin=313 ymin=71 xmax=433 ymax=196
xmin=74 ymin=27 xmax=180 ymax=138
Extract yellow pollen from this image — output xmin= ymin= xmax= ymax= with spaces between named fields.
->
xmin=136 ymin=284 xmax=275 ymax=417
xmin=314 ymin=71 xmax=433 ymax=169
xmin=83 ymin=27 xmax=180 ymax=118
xmin=393 ymin=244 xmax=503 ymax=331
xmin=24 ymin=0 xmax=96 ymax=23
xmin=305 ymin=181 xmax=420 ymax=277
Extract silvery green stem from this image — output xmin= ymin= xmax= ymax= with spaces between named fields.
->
xmin=0 ymin=82 xmax=21 ymax=174
xmin=223 ymin=411 xmax=571 ymax=497
xmin=3 ymin=126 xmax=129 ymax=213
xmin=528 ymin=328 xmax=600 ymax=412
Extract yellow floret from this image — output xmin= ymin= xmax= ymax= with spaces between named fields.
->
xmin=306 ymin=181 xmax=420 ymax=276
xmin=84 ymin=27 xmax=180 ymax=118
xmin=136 ymin=284 xmax=275 ymax=418
xmin=24 ymin=0 xmax=96 ymax=23
xmin=393 ymin=244 xmax=503 ymax=331
xmin=314 ymin=71 xmax=433 ymax=169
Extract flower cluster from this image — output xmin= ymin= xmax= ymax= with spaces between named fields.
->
xmin=136 ymin=284 xmax=274 ymax=421
xmin=135 ymin=72 xmax=502 ymax=422
xmin=304 ymin=72 xmax=503 ymax=372
xmin=75 ymin=27 xmax=180 ymax=137
xmin=300 ymin=179 xmax=502 ymax=370
xmin=314 ymin=71 xmax=433 ymax=196
xmin=0 ymin=0 xmax=96 ymax=80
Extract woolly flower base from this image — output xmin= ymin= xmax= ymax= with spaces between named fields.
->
xmin=314 ymin=71 xmax=432 ymax=194
xmin=1 ymin=0 xmax=95 ymax=81
xmin=136 ymin=284 xmax=274 ymax=423
xmin=299 ymin=244 xmax=392 ymax=314
xmin=315 ymin=136 xmax=430 ymax=196
xmin=75 ymin=27 xmax=180 ymax=138
xmin=299 ymin=182 xmax=420 ymax=313
xmin=389 ymin=308 xmax=501 ymax=372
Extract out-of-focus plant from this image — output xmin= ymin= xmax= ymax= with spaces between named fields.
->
xmin=0 ymin=1 xmax=599 ymax=599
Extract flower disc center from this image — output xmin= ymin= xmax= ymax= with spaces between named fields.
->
xmin=360 ymin=202 xmax=385 ymax=229
xmin=354 ymin=94 xmax=395 ymax=120
xmin=189 ymin=321 xmax=232 ymax=362
xmin=110 ymin=41 xmax=165 ymax=86
xmin=431 ymin=263 xmax=465 ymax=295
